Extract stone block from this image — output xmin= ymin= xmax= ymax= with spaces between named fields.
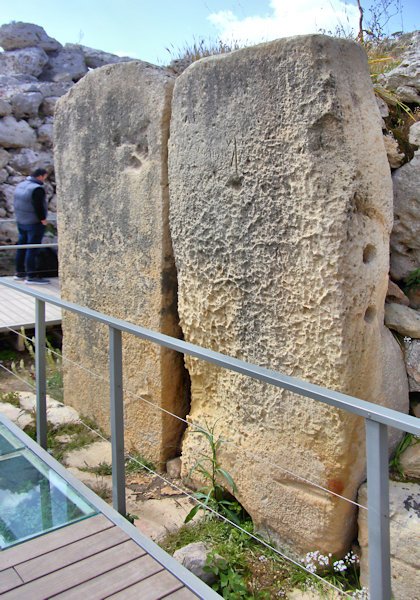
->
xmin=385 ymin=303 xmax=420 ymax=338
xmin=11 ymin=91 xmax=43 ymax=118
xmin=358 ymin=481 xmax=420 ymax=600
xmin=0 ymin=98 xmax=12 ymax=117
xmin=0 ymin=22 xmax=61 ymax=52
xmin=169 ymin=35 xmax=408 ymax=555
xmin=55 ymin=61 xmax=185 ymax=466
xmin=0 ymin=148 xmax=10 ymax=169
xmin=41 ymin=48 xmax=87 ymax=82
xmin=0 ymin=115 xmax=36 ymax=148
xmin=0 ymin=47 xmax=49 ymax=77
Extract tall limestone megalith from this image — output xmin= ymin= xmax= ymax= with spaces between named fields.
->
xmin=169 ymin=36 xmax=409 ymax=555
xmin=55 ymin=61 xmax=186 ymax=464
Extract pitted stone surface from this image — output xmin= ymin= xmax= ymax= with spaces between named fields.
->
xmin=0 ymin=22 xmax=61 ymax=52
xmin=169 ymin=35 xmax=408 ymax=555
xmin=0 ymin=47 xmax=49 ymax=77
xmin=55 ymin=61 xmax=185 ymax=465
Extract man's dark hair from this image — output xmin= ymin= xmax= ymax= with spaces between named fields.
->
xmin=31 ymin=168 xmax=48 ymax=178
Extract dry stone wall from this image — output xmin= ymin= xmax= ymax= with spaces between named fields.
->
xmin=168 ymin=35 xmax=409 ymax=555
xmin=54 ymin=62 xmax=186 ymax=465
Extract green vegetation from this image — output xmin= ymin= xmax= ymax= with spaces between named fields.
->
xmin=389 ymin=432 xmax=420 ymax=478
xmin=125 ymin=451 xmax=156 ymax=474
xmin=0 ymin=391 xmax=21 ymax=407
xmin=403 ymin=268 xmax=420 ymax=293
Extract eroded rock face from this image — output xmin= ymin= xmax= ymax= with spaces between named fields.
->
xmin=0 ymin=22 xmax=61 ymax=52
xmin=55 ymin=61 xmax=186 ymax=465
xmin=169 ymin=35 xmax=408 ymax=555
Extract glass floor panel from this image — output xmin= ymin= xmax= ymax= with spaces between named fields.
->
xmin=0 ymin=427 xmax=97 ymax=549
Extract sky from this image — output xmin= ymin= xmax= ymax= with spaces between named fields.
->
xmin=0 ymin=0 xmax=418 ymax=65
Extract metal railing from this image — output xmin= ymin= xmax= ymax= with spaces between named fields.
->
xmin=1 ymin=277 xmax=418 ymax=600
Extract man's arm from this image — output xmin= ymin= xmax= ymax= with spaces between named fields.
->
xmin=32 ymin=187 xmax=47 ymax=223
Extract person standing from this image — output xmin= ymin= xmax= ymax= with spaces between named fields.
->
xmin=13 ymin=168 xmax=50 ymax=285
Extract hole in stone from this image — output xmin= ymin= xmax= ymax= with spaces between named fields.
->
xmin=363 ymin=244 xmax=376 ymax=264
xmin=364 ymin=306 xmax=376 ymax=323
xmin=226 ymin=174 xmax=243 ymax=190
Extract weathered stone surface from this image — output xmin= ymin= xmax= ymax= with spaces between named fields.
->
xmin=0 ymin=22 xmax=62 ymax=52
xmin=10 ymin=91 xmax=43 ymax=118
xmin=55 ymin=61 xmax=184 ymax=465
xmin=0 ymin=115 xmax=36 ymax=148
xmin=407 ymin=286 xmax=420 ymax=310
xmin=0 ymin=98 xmax=12 ymax=117
xmin=0 ymin=47 xmax=49 ymax=77
xmin=169 ymin=35 xmax=408 ymax=555
xmin=409 ymin=121 xmax=420 ymax=148
xmin=380 ymin=31 xmax=420 ymax=103
xmin=0 ymin=169 xmax=7 ymax=184
xmin=0 ymin=148 xmax=10 ymax=169
xmin=166 ymin=456 xmax=182 ymax=478
xmin=41 ymin=48 xmax=87 ymax=82
xmin=66 ymin=43 xmax=133 ymax=68
xmin=400 ymin=440 xmax=420 ymax=479
xmin=0 ymin=183 xmax=15 ymax=213
xmin=8 ymin=148 xmax=41 ymax=174
xmin=40 ymin=96 xmax=59 ymax=116
xmin=383 ymin=133 xmax=404 ymax=168
xmin=37 ymin=122 xmax=54 ymax=145
xmin=0 ymin=402 xmax=33 ymax=428
xmin=386 ymin=279 xmax=410 ymax=306
xmin=130 ymin=496 xmax=195 ymax=541
xmin=390 ymin=154 xmax=420 ymax=280
xmin=64 ymin=440 xmax=112 ymax=469
xmin=404 ymin=339 xmax=420 ymax=392
xmin=358 ymin=481 xmax=420 ymax=600
xmin=173 ymin=542 xmax=217 ymax=584
xmin=385 ymin=303 xmax=420 ymax=338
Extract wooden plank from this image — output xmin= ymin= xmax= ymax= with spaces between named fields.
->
xmin=108 ymin=570 xmax=184 ymax=600
xmin=0 ymin=515 xmax=112 ymax=571
xmin=162 ymin=589 xmax=200 ymax=599
xmin=1 ymin=540 xmax=145 ymax=600
xmin=16 ymin=524 xmax=131 ymax=582
xmin=0 ymin=568 xmax=23 ymax=594
xmin=55 ymin=554 xmax=164 ymax=599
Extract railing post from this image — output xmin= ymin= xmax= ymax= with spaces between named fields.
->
xmin=35 ymin=298 xmax=47 ymax=449
xmin=109 ymin=325 xmax=126 ymax=516
xmin=365 ymin=419 xmax=392 ymax=600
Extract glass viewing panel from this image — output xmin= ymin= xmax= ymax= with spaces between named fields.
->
xmin=0 ymin=426 xmax=97 ymax=549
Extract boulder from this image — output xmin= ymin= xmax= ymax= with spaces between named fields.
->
xmin=358 ymin=481 xmax=420 ymax=600
xmin=0 ymin=22 xmax=62 ymax=52
xmin=169 ymin=35 xmax=408 ymax=556
xmin=0 ymin=148 xmax=10 ymax=169
xmin=41 ymin=47 xmax=87 ymax=82
xmin=386 ymin=279 xmax=409 ymax=306
xmin=0 ymin=47 xmax=49 ymax=77
xmin=407 ymin=286 xmax=420 ymax=310
xmin=0 ymin=98 xmax=12 ymax=117
xmin=0 ymin=183 xmax=16 ymax=212
xmin=409 ymin=121 xmax=420 ymax=148
xmin=390 ymin=154 xmax=420 ymax=281
xmin=0 ymin=169 xmax=8 ymax=184
xmin=399 ymin=439 xmax=420 ymax=479
xmin=166 ymin=456 xmax=182 ymax=478
xmin=404 ymin=339 xmax=420 ymax=392
xmin=7 ymin=148 xmax=53 ymax=174
xmin=55 ymin=61 xmax=184 ymax=465
xmin=10 ymin=91 xmax=43 ymax=118
xmin=173 ymin=542 xmax=217 ymax=585
xmin=37 ymin=122 xmax=54 ymax=145
xmin=383 ymin=133 xmax=404 ymax=169
xmin=385 ymin=303 xmax=420 ymax=338
xmin=40 ymin=96 xmax=59 ymax=116
xmin=0 ymin=115 xmax=36 ymax=148
xmin=380 ymin=31 xmax=420 ymax=103
xmin=66 ymin=43 xmax=133 ymax=68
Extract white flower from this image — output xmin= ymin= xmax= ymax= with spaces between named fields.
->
xmin=333 ymin=559 xmax=347 ymax=572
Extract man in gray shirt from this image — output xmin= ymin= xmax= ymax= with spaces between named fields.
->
xmin=13 ymin=168 xmax=50 ymax=284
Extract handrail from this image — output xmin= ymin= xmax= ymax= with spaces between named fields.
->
xmin=1 ymin=276 xmax=418 ymax=600
xmin=0 ymin=243 xmax=58 ymax=250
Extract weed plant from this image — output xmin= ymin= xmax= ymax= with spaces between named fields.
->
xmin=389 ymin=432 xmax=420 ymax=479
xmin=0 ymin=391 xmax=21 ymax=407
xmin=125 ymin=451 xmax=156 ymax=474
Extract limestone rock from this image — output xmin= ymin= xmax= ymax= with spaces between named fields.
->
xmin=0 ymin=183 xmax=15 ymax=212
xmin=0 ymin=169 xmax=7 ymax=184
xmin=0 ymin=47 xmax=49 ymax=77
xmin=409 ymin=121 xmax=420 ymax=149
xmin=407 ymin=286 xmax=420 ymax=310
xmin=0 ymin=115 xmax=36 ymax=148
xmin=169 ymin=35 xmax=408 ymax=555
xmin=18 ymin=391 xmax=61 ymax=411
xmin=358 ymin=481 xmax=420 ymax=600
xmin=129 ymin=497 xmax=195 ymax=541
xmin=380 ymin=31 xmax=420 ymax=103
xmin=10 ymin=91 xmax=43 ymax=118
xmin=0 ymin=22 xmax=61 ymax=52
xmin=0 ymin=148 xmax=10 ymax=169
xmin=0 ymin=402 xmax=33 ymax=429
xmin=66 ymin=43 xmax=133 ymax=68
xmin=385 ymin=303 xmax=420 ymax=338
xmin=166 ymin=456 xmax=182 ymax=478
xmin=390 ymin=154 xmax=420 ymax=281
xmin=8 ymin=148 xmax=41 ymax=174
xmin=400 ymin=440 xmax=420 ymax=479
xmin=55 ymin=61 xmax=184 ymax=465
xmin=386 ymin=279 xmax=409 ymax=306
xmin=40 ymin=96 xmax=59 ymax=116
xmin=0 ymin=98 xmax=12 ymax=117
xmin=37 ymin=123 xmax=54 ymax=145
xmin=404 ymin=339 xmax=420 ymax=393
xmin=64 ymin=440 xmax=112 ymax=469
xmin=376 ymin=95 xmax=389 ymax=119
xmin=41 ymin=47 xmax=87 ymax=82
xmin=383 ymin=133 xmax=404 ymax=169
xmin=173 ymin=542 xmax=217 ymax=584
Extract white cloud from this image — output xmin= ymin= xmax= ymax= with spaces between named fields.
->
xmin=208 ymin=0 xmax=360 ymax=45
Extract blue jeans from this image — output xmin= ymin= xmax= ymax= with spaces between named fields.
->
xmin=15 ymin=223 xmax=46 ymax=278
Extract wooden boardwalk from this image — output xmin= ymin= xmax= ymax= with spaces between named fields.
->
xmin=0 ymin=276 xmax=61 ymax=333
xmin=0 ymin=514 xmax=198 ymax=599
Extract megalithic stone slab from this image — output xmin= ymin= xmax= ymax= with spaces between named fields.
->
xmin=54 ymin=61 xmax=187 ymax=465
xmin=168 ymin=35 xmax=409 ymax=555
